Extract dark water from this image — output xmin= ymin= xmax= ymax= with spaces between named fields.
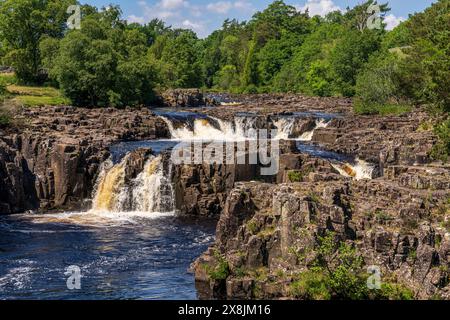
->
xmin=0 ymin=213 xmax=216 ymax=300
xmin=109 ymin=140 xmax=179 ymax=163
xmin=296 ymin=142 xmax=353 ymax=163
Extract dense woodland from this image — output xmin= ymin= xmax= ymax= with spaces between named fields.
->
xmin=0 ymin=0 xmax=449 ymax=158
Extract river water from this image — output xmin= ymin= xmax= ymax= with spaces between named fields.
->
xmin=0 ymin=110 xmax=371 ymax=300
xmin=0 ymin=213 xmax=215 ymax=300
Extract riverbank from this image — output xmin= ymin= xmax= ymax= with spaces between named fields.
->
xmin=0 ymin=93 xmax=449 ymax=300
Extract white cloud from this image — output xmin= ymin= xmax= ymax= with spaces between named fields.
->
xmin=207 ymin=1 xmax=233 ymax=14
xmin=159 ymin=0 xmax=188 ymax=10
xmin=384 ymin=14 xmax=405 ymax=30
xmin=206 ymin=1 xmax=253 ymax=14
xmin=128 ymin=14 xmax=146 ymax=24
xmin=296 ymin=0 xmax=342 ymax=17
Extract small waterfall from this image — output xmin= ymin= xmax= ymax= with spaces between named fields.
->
xmin=92 ymin=154 xmax=174 ymax=213
xmin=132 ymin=156 xmax=175 ymax=213
xmin=332 ymin=158 xmax=375 ymax=180
xmin=298 ymin=119 xmax=329 ymax=141
xmin=273 ymin=118 xmax=296 ymax=140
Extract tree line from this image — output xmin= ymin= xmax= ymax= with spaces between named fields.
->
xmin=0 ymin=0 xmax=448 ymax=117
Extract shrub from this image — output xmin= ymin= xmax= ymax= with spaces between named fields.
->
xmin=354 ymin=53 xmax=413 ymax=115
xmin=205 ymin=250 xmax=230 ymax=281
xmin=0 ymin=112 xmax=11 ymax=127
xmin=430 ymin=119 xmax=450 ymax=162
xmin=288 ymin=171 xmax=303 ymax=182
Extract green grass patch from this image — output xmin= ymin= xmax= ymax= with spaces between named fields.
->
xmin=13 ymin=95 xmax=70 ymax=107
xmin=288 ymin=170 xmax=303 ymax=182
xmin=3 ymin=83 xmax=71 ymax=107
xmin=354 ymin=103 xmax=412 ymax=116
xmin=0 ymin=73 xmax=17 ymax=86
xmin=7 ymin=84 xmax=61 ymax=97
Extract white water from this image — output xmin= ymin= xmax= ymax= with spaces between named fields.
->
xmin=331 ymin=158 xmax=375 ymax=180
xmin=91 ymin=155 xmax=175 ymax=214
xmin=162 ymin=115 xmax=329 ymax=141
xmin=297 ymin=119 xmax=329 ymax=141
xmin=161 ymin=116 xmax=258 ymax=141
xmin=273 ymin=118 xmax=296 ymax=140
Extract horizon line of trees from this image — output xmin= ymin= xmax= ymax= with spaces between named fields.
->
xmin=0 ymin=0 xmax=448 ymax=159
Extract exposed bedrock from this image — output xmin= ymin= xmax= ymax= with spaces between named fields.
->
xmin=161 ymin=89 xmax=206 ymax=108
xmin=193 ymin=177 xmax=450 ymax=300
xmin=312 ymin=112 xmax=437 ymax=167
xmin=0 ymin=106 xmax=168 ymax=214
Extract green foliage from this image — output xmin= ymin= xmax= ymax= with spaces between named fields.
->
xmin=430 ymin=119 xmax=450 ymax=162
xmin=402 ymin=0 xmax=450 ymax=113
xmin=0 ymin=0 xmax=447 ymax=112
xmin=0 ymin=111 xmax=10 ymax=127
xmin=290 ymin=231 xmax=415 ymax=300
xmin=206 ymin=250 xmax=230 ymax=281
xmin=290 ymin=270 xmax=331 ymax=300
xmin=41 ymin=7 xmax=158 ymax=107
xmin=288 ymin=171 xmax=303 ymax=182
xmin=0 ymin=0 xmax=76 ymax=83
xmin=157 ymin=30 xmax=203 ymax=88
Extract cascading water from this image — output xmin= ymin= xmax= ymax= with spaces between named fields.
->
xmin=92 ymin=154 xmax=175 ymax=213
xmin=331 ymin=158 xmax=375 ymax=180
xmin=298 ymin=119 xmax=329 ymax=141
xmin=273 ymin=118 xmax=296 ymax=140
xmin=132 ymin=156 xmax=175 ymax=213
xmin=160 ymin=115 xmax=258 ymax=141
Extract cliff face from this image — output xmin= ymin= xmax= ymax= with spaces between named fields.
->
xmin=0 ymin=106 xmax=168 ymax=214
xmin=188 ymin=96 xmax=449 ymax=300
xmin=194 ymin=176 xmax=450 ymax=300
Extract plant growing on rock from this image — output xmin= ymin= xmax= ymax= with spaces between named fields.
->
xmin=290 ymin=232 xmax=415 ymax=300
xmin=204 ymin=249 xmax=230 ymax=281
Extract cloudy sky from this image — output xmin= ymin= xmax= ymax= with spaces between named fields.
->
xmin=83 ymin=0 xmax=436 ymax=38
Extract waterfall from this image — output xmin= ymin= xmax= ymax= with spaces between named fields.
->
xmin=273 ymin=118 xmax=296 ymax=140
xmin=132 ymin=156 xmax=175 ymax=213
xmin=92 ymin=155 xmax=174 ymax=213
xmin=298 ymin=119 xmax=329 ymax=141
xmin=91 ymin=158 xmax=126 ymax=212
xmin=332 ymin=158 xmax=375 ymax=180
xmin=161 ymin=115 xmax=258 ymax=141
xmin=162 ymin=114 xmax=329 ymax=142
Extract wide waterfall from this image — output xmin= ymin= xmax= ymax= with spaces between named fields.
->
xmin=160 ymin=115 xmax=258 ymax=140
xmin=92 ymin=154 xmax=174 ymax=213
xmin=161 ymin=114 xmax=329 ymax=141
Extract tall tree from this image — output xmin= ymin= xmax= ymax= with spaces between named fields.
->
xmin=0 ymin=0 xmax=75 ymax=83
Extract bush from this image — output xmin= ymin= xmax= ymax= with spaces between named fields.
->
xmin=288 ymin=171 xmax=303 ymax=182
xmin=289 ymin=232 xmax=416 ymax=300
xmin=0 ymin=111 xmax=11 ymax=128
xmin=354 ymin=53 xmax=411 ymax=115
xmin=205 ymin=249 xmax=230 ymax=281
xmin=430 ymin=119 xmax=450 ymax=162
xmin=290 ymin=270 xmax=331 ymax=300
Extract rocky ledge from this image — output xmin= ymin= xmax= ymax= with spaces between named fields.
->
xmin=0 ymin=106 xmax=168 ymax=214
xmin=194 ymin=174 xmax=450 ymax=300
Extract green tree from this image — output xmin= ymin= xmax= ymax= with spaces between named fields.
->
xmin=42 ymin=6 xmax=158 ymax=107
xmin=0 ymin=0 xmax=75 ymax=83
xmin=159 ymin=30 xmax=203 ymax=88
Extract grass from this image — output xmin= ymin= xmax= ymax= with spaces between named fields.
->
xmin=0 ymin=73 xmax=70 ymax=107
xmin=13 ymin=95 xmax=70 ymax=107
xmin=0 ymin=73 xmax=17 ymax=86
xmin=354 ymin=103 xmax=413 ymax=116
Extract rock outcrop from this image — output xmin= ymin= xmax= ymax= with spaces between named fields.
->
xmin=0 ymin=106 xmax=168 ymax=214
xmin=194 ymin=175 xmax=450 ymax=300
xmin=161 ymin=89 xmax=205 ymax=108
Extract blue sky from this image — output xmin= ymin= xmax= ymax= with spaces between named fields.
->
xmin=82 ymin=0 xmax=436 ymax=38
